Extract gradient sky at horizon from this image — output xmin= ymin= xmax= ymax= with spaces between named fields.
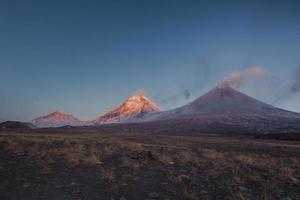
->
xmin=1 ymin=0 xmax=300 ymax=121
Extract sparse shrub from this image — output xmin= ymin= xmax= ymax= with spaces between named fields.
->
xmin=121 ymin=174 xmax=139 ymax=183
xmin=235 ymin=154 xmax=256 ymax=166
xmin=173 ymin=174 xmax=191 ymax=183
xmin=183 ymin=188 xmax=199 ymax=200
xmin=100 ymin=167 xmax=115 ymax=185
xmin=157 ymin=153 xmax=174 ymax=165
xmin=101 ymin=145 xmax=115 ymax=156
xmin=84 ymin=154 xmax=101 ymax=167
xmin=39 ymin=165 xmax=52 ymax=175
xmin=202 ymin=149 xmax=223 ymax=160
xmin=119 ymin=155 xmax=141 ymax=171
xmin=176 ymin=150 xmax=200 ymax=164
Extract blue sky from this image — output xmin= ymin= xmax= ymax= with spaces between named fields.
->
xmin=1 ymin=0 xmax=300 ymax=121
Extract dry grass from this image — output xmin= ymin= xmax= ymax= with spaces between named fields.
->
xmin=0 ymin=132 xmax=299 ymax=199
xmin=202 ymin=149 xmax=224 ymax=160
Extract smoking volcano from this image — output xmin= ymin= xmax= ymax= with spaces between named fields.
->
xmin=138 ymin=85 xmax=300 ymax=134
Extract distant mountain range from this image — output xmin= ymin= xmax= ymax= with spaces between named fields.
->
xmin=2 ymin=86 xmax=300 ymax=134
xmin=29 ymin=93 xmax=161 ymax=128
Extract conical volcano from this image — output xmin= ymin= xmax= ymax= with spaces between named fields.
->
xmin=31 ymin=110 xmax=84 ymax=128
xmin=168 ymin=85 xmax=278 ymax=114
xmin=92 ymin=92 xmax=161 ymax=124
xmin=141 ymin=86 xmax=300 ymax=134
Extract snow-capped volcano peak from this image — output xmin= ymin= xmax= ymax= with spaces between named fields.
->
xmin=52 ymin=110 xmax=65 ymax=114
xmin=116 ymin=93 xmax=161 ymax=114
xmin=30 ymin=110 xmax=83 ymax=128
xmin=47 ymin=110 xmax=66 ymax=116
xmin=92 ymin=93 xmax=161 ymax=124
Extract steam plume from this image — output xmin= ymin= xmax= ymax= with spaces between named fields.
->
xmin=160 ymin=88 xmax=192 ymax=108
xmin=134 ymin=89 xmax=145 ymax=96
xmin=221 ymin=66 xmax=266 ymax=87
xmin=291 ymin=67 xmax=300 ymax=93
xmin=183 ymin=89 xmax=191 ymax=100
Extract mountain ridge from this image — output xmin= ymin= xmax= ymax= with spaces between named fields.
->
xmin=26 ymin=86 xmax=300 ymax=133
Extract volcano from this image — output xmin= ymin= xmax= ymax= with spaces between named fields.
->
xmin=31 ymin=110 xmax=84 ymax=128
xmin=139 ymin=86 xmax=300 ymax=134
xmin=92 ymin=92 xmax=161 ymax=124
xmin=154 ymin=85 xmax=287 ymax=116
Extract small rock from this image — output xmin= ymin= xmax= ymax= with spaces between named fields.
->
xmin=67 ymin=182 xmax=77 ymax=187
xmin=55 ymin=184 xmax=64 ymax=188
xmin=281 ymin=197 xmax=292 ymax=200
xmin=148 ymin=192 xmax=159 ymax=198
xmin=238 ymin=186 xmax=247 ymax=192
xmin=290 ymin=177 xmax=299 ymax=183
xmin=23 ymin=182 xmax=31 ymax=188
xmin=201 ymin=190 xmax=208 ymax=194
